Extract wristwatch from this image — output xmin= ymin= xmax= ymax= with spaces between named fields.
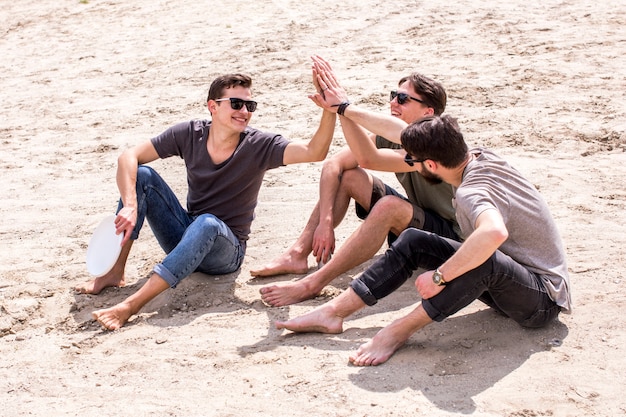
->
xmin=432 ymin=268 xmax=447 ymax=286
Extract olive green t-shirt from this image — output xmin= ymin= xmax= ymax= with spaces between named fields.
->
xmin=376 ymin=135 xmax=460 ymax=236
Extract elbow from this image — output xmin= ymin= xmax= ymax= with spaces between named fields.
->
xmin=321 ymin=158 xmax=342 ymax=177
xmin=310 ymin=152 xmax=327 ymax=163
xmin=118 ymin=149 xmax=138 ymax=168
xmin=357 ymin=156 xmax=377 ymax=170
xmin=322 ymin=157 xmax=336 ymax=170
xmin=117 ymin=151 xmax=129 ymax=166
xmin=491 ymin=227 xmax=509 ymax=246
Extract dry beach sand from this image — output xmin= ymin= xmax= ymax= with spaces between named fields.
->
xmin=1 ymin=0 xmax=625 ymax=416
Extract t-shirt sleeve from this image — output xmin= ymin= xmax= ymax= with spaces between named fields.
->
xmin=375 ymin=135 xmax=401 ymax=150
xmin=455 ymin=186 xmax=501 ymax=236
xmin=246 ymin=129 xmax=289 ymax=170
xmin=150 ymin=121 xmax=194 ymax=159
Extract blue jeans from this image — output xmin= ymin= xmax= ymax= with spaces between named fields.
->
xmin=350 ymin=228 xmax=560 ymax=328
xmin=119 ymin=166 xmax=244 ymax=288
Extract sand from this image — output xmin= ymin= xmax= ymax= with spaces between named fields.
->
xmin=1 ymin=0 xmax=625 ymax=415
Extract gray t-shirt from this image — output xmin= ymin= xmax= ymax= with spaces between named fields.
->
xmin=455 ymin=148 xmax=571 ymax=312
xmin=151 ymin=119 xmax=289 ymax=246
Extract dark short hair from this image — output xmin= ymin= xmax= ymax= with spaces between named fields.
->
xmin=401 ymin=115 xmax=468 ymax=168
xmin=207 ymin=74 xmax=253 ymax=101
xmin=398 ymin=73 xmax=447 ymax=115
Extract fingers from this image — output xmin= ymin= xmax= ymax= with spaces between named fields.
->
xmin=309 ymin=56 xmax=347 ymax=109
xmin=316 ymin=75 xmax=330 ymax=93
xmin=311 ymin=57 xmax=337 ymax=89
xmin=316 ymin=68 xmax=336 ymax=90
xmin=120 ymin=230 xmax=130 ymax=247
xmin=312 ymin=55 xmax=332 ymax=72
xmin=311 ymin=65 xmax=322 ymax=92
xmin=313 ymin=245 xmax=334 ymax=263
xmin=321 ymin=248 xmax=333 ymax=264
xmin=316 ymin=61 xmax=339 ymax=87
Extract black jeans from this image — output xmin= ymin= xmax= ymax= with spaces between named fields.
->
xmin=350 ymin=228 xmax=560 ymax=328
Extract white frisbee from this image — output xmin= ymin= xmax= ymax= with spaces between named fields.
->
xmin=86 ymin=214 xmax=124 ymax=277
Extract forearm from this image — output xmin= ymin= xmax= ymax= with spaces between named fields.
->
xmin=307 ymin=110 xmax=337 ymax=161
xmin=116 ymin=152 xmax=139 ymax=210
xmin=438 ymin=233 xmax=497 ymax=281
xmin=283 ymin=110 xmax=337 ymax=164
xmin=338 ymin=116 xmax=379 ymax=167
xmin=317 ymin=158 xmax=343 ymax=228
xmin=342 ymin=105 xmax=407 ymax=144
xmin=439 ymin=211 xmax=508 ymax=281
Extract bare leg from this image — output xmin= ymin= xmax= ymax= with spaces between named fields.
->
xmin=92 ymin=272 xmax=170 ymax=330
xmin=75 ymin=240 xmax=133 ymax=294
xmin=260 ymin=196 xmax=413 ymax=306
xmin=251 ymin=165 xmax=369 ymax=278
xmin=275 ymin=287 xmax=366 ymax=333
xmin=250 ymin=203 xmax=323 ymax=277
xmin=349 ymin=303 xmax=432 ymax=366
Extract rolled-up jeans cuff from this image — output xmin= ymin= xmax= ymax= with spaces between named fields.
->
xmin=421 ymin=299 xmax=446 ymax=322
xmin=350 ymin=279 xmax=378 ymax=306
xmin=153 ymin=263 xmax=179 ymax=288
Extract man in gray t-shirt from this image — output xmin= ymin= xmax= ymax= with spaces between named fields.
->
xmin=75 ymin=73 xmax=336 ymax=330
xmin=275 ymin=115 xmax=571 ymax=367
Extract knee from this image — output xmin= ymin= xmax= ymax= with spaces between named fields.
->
xmin=394 ymin=227 xmax=430 ymax=248
xmin=368 ymin=195 xmax=413 ymax=228
xmin=137 ymin=165 xmax=156 ymax=176
xmin=193 ymin=214 xmax=223 ymax=235
xmin=369 ymin=196 xmax=410 ymax=221
xmin=338 ymin=168 xmax=368 ymax=192
xmin=136 ymin=165 xmax=158 ymax=185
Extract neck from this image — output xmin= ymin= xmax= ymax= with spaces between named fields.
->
xmin=447 ymin=152 xmax=473 ymax=187
xmin=208 ymin=124 xmax=241 ymax=148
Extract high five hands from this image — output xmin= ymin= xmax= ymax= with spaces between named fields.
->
xmin=309 ymin=55 xmax=349 ymax=111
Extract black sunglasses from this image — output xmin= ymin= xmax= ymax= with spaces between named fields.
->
xmin=390 ymin=90 xmax=427 ymax=106
xmin=404 ymin=153 xmax=426 ymax=167
xmin=215 ymin=97 xmax=258 ymax=112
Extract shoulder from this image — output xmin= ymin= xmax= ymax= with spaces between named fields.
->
xmin=244 ymin=126 xmax=286 ymax=141
xmin=151 ymin=119 xmax=210 ymax=157
xmin=243 ymin=127 xmax=290 ymax=151
xmin=375 ymin=135 xmax=401 ymax=150
xmin=155 ymin=119 xmax=210 ymax=140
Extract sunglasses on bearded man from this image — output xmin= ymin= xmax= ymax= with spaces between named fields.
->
xmin=404 ymin=153 xmax=428 ymax=167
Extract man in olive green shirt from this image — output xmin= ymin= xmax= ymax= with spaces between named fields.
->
xmin=255 ymin=56 xmax=459 ymax=307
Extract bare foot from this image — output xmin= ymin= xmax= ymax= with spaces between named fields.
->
xmin=250 ymin=252 xmax=309 ymax=277
xmin=75 ymin=273 xmax=125 ymax=295
xmin=260 ymin=281 xmax=318 ymax=307
xmin=348 ymin=323 xmax=411 ymax=366
xmin=275 ymin=305 xmax=344 ymax=334
xmin=92 ymin=301 xmax=133 ymax=330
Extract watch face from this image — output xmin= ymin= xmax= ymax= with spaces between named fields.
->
xmin=433 ymin=270 xmax=445 ymax=285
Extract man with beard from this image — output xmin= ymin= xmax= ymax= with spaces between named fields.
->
xmin=275 ymin=115 xmax=571 ymax=367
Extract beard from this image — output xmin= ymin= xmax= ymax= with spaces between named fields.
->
xmin=419 ymin=163 xmax=443 ymax=185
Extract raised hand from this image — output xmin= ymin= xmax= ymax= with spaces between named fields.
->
xmin=308 ymin=55 xmax=349 ymax=111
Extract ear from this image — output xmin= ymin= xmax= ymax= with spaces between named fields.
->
xmin=423 ymin=159 xmax=437 ymax=171
xmin=207 ymin=100 xmax=217 ymax=115
xmin=423 ymin=107 xmax=435 ymax=117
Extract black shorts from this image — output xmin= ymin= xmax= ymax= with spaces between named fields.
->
xmin=355 ymin=176 xmax=459 ymax=244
